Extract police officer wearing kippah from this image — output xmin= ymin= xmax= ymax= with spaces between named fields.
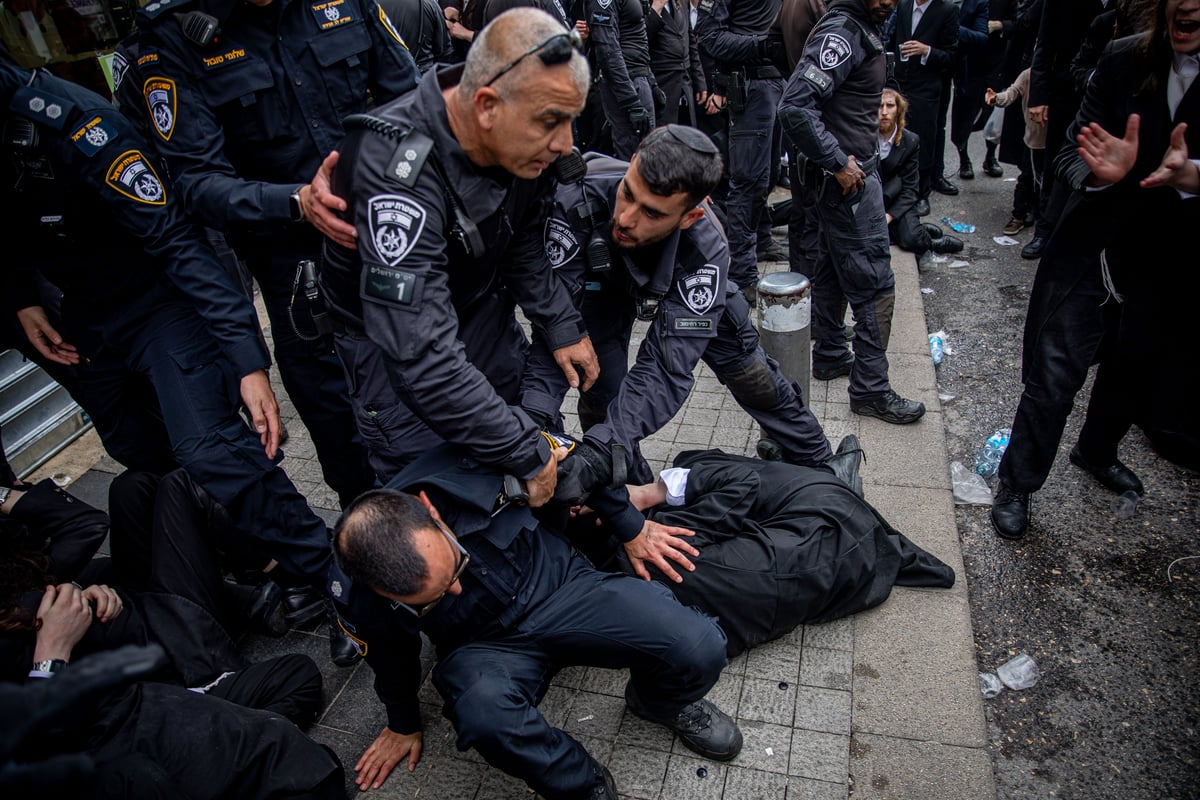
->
xmin=778 ymin=0 xmax=926 ymax=424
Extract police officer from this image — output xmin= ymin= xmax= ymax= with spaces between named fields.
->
xmin=329 ymin=443 xmax=742 ymax=797
xmin=694 ymin=0 xmax=787 ymax=294
xmin=778 ymin=0 xmax=926 ymax=424
xmin=587 ymin=0 xmax=657 ymax=158
xmin=316 ymin=8 xmax=599 ymax=497
xmin=520 ymin=126 xmax=837 ymax=577
xmin=0 ymin=54 xmax=341 ymax=651
xmin=130 ymin=0 xmax=421 ymax=509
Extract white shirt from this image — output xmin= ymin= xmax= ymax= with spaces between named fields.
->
xmin=878 ymin=126 xmax=899 ymax=161
xmin=911 ymin=0 xmax=932 ymax=30
xmin=1169 ymin=51 xmax=1199 ymax=119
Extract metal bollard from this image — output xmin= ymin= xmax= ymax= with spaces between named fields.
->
xmin=756 ymin=271 xmax=812 ymax=403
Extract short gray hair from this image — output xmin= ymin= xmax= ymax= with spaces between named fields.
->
xmin=460 ymin=7 xmax=590 ymax=98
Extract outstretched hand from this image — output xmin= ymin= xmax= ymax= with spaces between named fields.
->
xmin=623 ymin=520 xmax=698 ymax=583
xmin=1141 ymin=122 xmax=1198 ymax=192
xmin=354 ymin=727 xmax=422 ymax=791
xmin=307 ymin=151 xmax=358 ymax=249
xmin=1078 ymin=113 xmax=1140 ymax=186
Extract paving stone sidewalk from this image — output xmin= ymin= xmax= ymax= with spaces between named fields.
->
xmin=42 ymin=249 xmax=994 ymax=799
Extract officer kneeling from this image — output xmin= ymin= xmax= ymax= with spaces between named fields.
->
xmin=331 ymin=444 xmax=742 ymax=799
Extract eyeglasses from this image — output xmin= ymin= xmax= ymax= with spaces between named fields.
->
xmin=663 ymin=124 xmax=719 ymax=155
xmin=484 ymin=28 xmax=584 ymax=88
xmin=397 ymin=518 xmax=470 ymax=617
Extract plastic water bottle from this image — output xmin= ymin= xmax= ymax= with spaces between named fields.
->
xmin=929 ymin=333 xmax=944 ymax=365
xmin=940 ymin=216 xmax=976 ymax=234
xmin=974 ymin=428 xmax=1011 ymax=478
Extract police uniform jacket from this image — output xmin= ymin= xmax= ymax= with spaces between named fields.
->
xmin=318 ymin=67 xmax=586 ymax=481
xmin=0 ymin=64 xmax=269 ymax=381
xmin=588 ymin=0 xmax=653 ymax=111
xmin=523 ymin=159 xmax=732 ymax=479
xmin=132 ymin=0 xmax=419 ymax=238
xmin=329 ymin=446 xmax=579 ymax=734
xmin=695 ymin=0 xmax=783 ymax=73
xmin=778 ymin=0 xmax=887 ymax=173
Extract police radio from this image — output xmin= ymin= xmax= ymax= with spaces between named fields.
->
xmin=554 ymin=148 xmax=587 ymax=185
xmin=289 ymin=259 xmax=333 ymax=341
xmin=176 ymin=11 xmax=220 ymax=47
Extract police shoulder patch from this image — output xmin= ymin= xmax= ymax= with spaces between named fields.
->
xmin=377 ymin=6 xmax=409 ymax=48
xmin=369 ymin=194 xmax=427 ymax=266
xmin=678 ymin=264 xmax=720 ymax=316
xmin=142 ymin=77 xmax=177 ymax=141
xmin=802 ymin=64 xmax=832 ymax=92
xmin=9 ymin=87 xmax=73 ymax=131
xmin=545 ymin=217 xmax=580 ymax=268
xmin=595 ymin=0 xmax=613 ymax=9
xmin=70 ymin=116 xmax=120 ymax=157
xmin=818 ymin=32 xmax=853 ymax=71
xmin=105 ymin=150 xmax=167 ymax=204
xmin=310 ymin=0 xmax=355 ymax=31
xmin=111 ymin=51 xmax=130 ymax=94
xmin=386 ymin=131 xmax=431 ymax=187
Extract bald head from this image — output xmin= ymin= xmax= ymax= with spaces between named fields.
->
xmin=460 ymin=7 xmax=590 ymax=99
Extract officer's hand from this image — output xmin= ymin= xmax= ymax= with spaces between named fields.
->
xmin=307 ymin=151 xmax=359 ymax=250
xmin=16 ymin=306 xmax=80 ymax=366
xmin=239 ymin=370 xmax=283 ymax=459
xmin=834 ymin=156 xmax=866 ymax=195
xmin=355 ymin=727 xmax=422 ymax=791
xmin=705 ymin=93 xmax=726 ymax=114
xmin=527 ymin=445 xmax=570 ymax=508
xmin=623 ymin=520 xmax=698 ymax=583
xmin=552 ymin=335 xmax=600 ymax=391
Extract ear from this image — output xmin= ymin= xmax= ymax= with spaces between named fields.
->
xmin=678 ymin=206 xmax=706 ymax=230
xmin=474 ymin=87 xmax=502 ymax=131
xmin=417 ymin=490 xmax=443 ymax=522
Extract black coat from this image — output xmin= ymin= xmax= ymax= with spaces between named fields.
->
xmin=889 ymin=0 xmax=960 ymax=100
xmin=880 ymin=128 xmax=921 ymax=220
xmin=626 ymin=450 xmax=955 ymax=657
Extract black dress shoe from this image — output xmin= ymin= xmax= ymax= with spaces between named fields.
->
xmin=247 ymin=580 xmax=288 ymax=637
xmin=932 ymin=176 xmax=960 ymax=196
xmin=824 ymin=434 xmax=865 ymax=498
xmin=625 ymin=683 xmax=743 ymax=761
xmin=1020 ymin=236 xmax=1046 ymax=260
xmin=991 ymin=481 xmax=1030 ymax=540
xmin=281 ymin=584 xmax=326 ymax=627
xmin=930 ymin=235 xmax=964 ymax=254
xmin=812 ymin=352 xmax=854 ymax=380
xmin=850 ymin=390 xmax=925 ymax=424
xmin=915 ymin=197 xmax=931 ymax=217
xmin=923 ymin=222 xmax=944 ymax=239
xmin=1068 ymin=445 xmax=1144 ymax=494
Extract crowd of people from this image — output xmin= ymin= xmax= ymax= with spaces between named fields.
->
xmin=0 ymin=0 xmax=1196 ymax=795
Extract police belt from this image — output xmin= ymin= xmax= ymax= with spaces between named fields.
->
xmin=799 ymin=153 xmax=879 ymax=184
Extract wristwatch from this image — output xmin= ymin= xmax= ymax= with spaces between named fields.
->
xmin=32 ymin=658 xmax=67 ymax=674
xmin=289 ymin=188 xmax=306 ymax=222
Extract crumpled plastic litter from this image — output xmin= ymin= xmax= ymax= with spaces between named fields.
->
xmin=993 ymin=235 xmax=1020 ymax=246
xmin=996 ymin=653 xmax=1041 ymax=690
xmin=951 ymin=461 xmax=993 ymax=505
xmin=948 ymin=259 xmax=970 ymax=268
xmin=979 ymin=672 xmax=1003 ymax=698
xmin=931 ymin=254 xmax=949 ymax=264
xmin=921 ymin=287 xmax=935 ymax=295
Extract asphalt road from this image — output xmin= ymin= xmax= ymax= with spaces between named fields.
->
xmin=917 ymin=136 xmax=1199 ymax=799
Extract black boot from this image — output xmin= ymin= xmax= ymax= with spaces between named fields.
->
xmin=958 ymin=147 xmax=974 ymax=180
xmin=982 ymin=141 xmax=1003 ymax=177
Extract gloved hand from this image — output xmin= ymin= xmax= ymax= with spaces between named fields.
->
xmin=553 ymin=438 xmax=621 ymax=505
xmin=651 ymin=85 xmax=667 ymax=118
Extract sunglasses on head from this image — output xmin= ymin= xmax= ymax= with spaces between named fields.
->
xmin=662 ymin=124 xmax=720 ymax=155
xmin=484 ymin=28 xmax=584 ymax=87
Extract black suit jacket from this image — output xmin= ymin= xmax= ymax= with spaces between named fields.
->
xmin=1027 ymin=0 xmax=1106 ymax=106
xmin=879 ymin=128 xmax=921 ymax=220
xmin=889 ymin=0 xmax=960 ymax=98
